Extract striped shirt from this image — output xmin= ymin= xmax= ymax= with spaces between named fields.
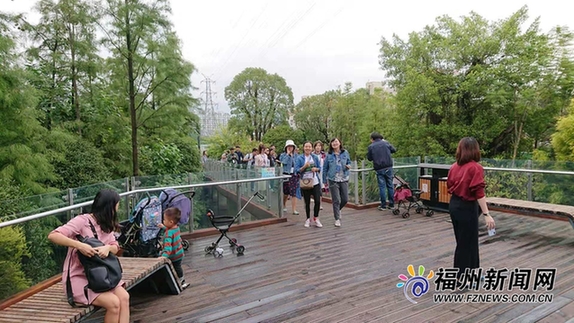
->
xmin=160 ymin=227 xmax=184 ymax=262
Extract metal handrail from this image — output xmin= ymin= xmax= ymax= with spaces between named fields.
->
xmin=349 ymin=164 xmax=419 ymax=172
xmin=0 ymin=175 xmax=289 ymax=229
xmin=349 ymin=162 xmax=574 ymax=176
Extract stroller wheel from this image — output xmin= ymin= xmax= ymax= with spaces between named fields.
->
xmin=402 ymin=212 xmax=410 ymax=219
xmin=416 ymin=207 xmax=422 ymax=214
xmin=204 ymin=246 xmax=213 ymax=253
xmin=392 ymin=209 xmax=400 ymax=216
xmin=236 ymin=245 xmax=245 ymax=255
xmin=426 ymin=210 xmax=434 ymax=217
xmin=182 ymin=240 xmax=190 ymax=251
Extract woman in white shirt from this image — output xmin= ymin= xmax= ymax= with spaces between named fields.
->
xmin=294 ymin=142 xmax=322 ymax=228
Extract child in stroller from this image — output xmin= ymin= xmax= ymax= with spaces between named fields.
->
xmin=118 ymin=189 xmax=194 ymax=257
xmin=392 ymin=175 xmax=434 ymax=219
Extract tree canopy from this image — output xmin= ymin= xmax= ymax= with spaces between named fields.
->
xmin=225 ymin=67 xmax=294 ymax=141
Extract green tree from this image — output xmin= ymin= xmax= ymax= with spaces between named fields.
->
xmin=0 ymin=226 xmax=30 ymax=300
xmin=292 ymin=91 xmax=339 ymax=143
xmin=0 ymin=14 xmax=55 ymax=193
xmin=378 ymin=6 xmax=574 ymax=159
xmin=262 ymin=125 xmax=305 ymax=150
xmin=551 ymin=99 xmax=574 ymax=161
xmin=225 ymin=67 xmax=294 ymax=141
xmin=24 ymin=0 xmax=101 ymax=134
xmin=103 ymin=0 xmax=198 ymax=176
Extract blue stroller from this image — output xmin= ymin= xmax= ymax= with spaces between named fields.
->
xmin=118 ymin=190 xmax=194 ymax=257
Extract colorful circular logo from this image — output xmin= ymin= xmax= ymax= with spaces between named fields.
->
xmin=397 ymin=264 xmax=434 ymax=304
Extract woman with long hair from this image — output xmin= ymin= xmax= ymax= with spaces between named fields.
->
xmin=295 ymin=141 xmax=323 ymax=227
xmin=48 ymin=189 xmax=130 ymax=323
xmin=447 ymin=137 xmax=495 ymax=283
xmin=322 ymin=138 xmax=351 ymax=227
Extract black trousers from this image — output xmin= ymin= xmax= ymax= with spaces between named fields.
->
xmin=302 ymin=184 xmax=321 ymax=219
xmin=449 ymin=195 xmax=479 ymax=278
xmin=172 ymin=259 xmax=184 ymax=278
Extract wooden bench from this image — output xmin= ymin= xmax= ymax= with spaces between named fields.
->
xmin=487 ymin=197 xmax=574 ymax=229
xmin=0 ymin=257 xmax=182 ymax=323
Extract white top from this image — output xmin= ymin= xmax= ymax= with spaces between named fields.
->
xmin=302 ymin=155 xmax=319 ymax=186
xmin=255 ymin=154 xmax=268 ymax=167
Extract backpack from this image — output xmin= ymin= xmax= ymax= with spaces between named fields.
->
xmin=66 ymin=219 xmax=123 ymax=307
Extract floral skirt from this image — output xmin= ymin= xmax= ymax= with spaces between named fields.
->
xmin=283 ymin=174 xmax=299 ymax=197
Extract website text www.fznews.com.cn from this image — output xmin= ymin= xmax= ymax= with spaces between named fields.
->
xmin=433 ymin=293 xmax=554 ymax=304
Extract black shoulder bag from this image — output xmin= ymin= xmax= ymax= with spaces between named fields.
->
xmin=66 ymin=220 xmax=123 ymax=307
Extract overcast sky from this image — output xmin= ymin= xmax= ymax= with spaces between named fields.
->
xmin=4 ymin=0 xmax=574 ymax=113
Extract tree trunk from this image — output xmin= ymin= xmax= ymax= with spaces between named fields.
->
xmin=69 ymin=24 xmax=81 ymax=136
xmin=125 ymin=0 xmax=138 ymax=176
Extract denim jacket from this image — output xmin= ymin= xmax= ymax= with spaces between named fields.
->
xmin=295 ymin=154 xmax=321 ymax=181
xmin=322 ymin=150 xmax=351 ymax=183
xmin=279 ymin=152 xmax=298 ymax=174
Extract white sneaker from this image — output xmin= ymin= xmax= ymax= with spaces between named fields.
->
xmin=283 ymin=208 xmax=287 ymax=212
xmin=314 ymin=218 xmax=323 ymax=228
xmin=334 ymin=219 xmax=341 ymax=227
xmin=304 ymin=219 xmax=310 ymax=227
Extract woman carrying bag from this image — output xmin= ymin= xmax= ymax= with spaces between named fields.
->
xmin=295 ymin=141 xmax=323 ymax=228
xmin=48 ymin=189 xmax=130 ymax=323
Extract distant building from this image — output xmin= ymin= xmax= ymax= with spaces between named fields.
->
xmin=366 ymin=81 xmax=384 ymax=95
xmin=288 ymin=112 xmax=296 ymax=129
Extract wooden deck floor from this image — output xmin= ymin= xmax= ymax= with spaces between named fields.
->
xmin=123 ymin=205 xmax=574 ymax=323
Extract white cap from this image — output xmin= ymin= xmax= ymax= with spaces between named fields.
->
xmin=284 ymin=139 xmax=296 ymax=149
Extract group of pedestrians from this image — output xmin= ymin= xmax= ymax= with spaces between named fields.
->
xmin=280 ymin=132 xmax=398 ymax=229
xmin=279 ymin=138 xmax=352 ymax=228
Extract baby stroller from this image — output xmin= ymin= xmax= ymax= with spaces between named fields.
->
xmin=392 ymin=175 xmax=434 ymax=219
xmin=204 ymin=191 xmax=265 ymax=257
xmin=159 ymin=189 xmax=195 ymax=250
xmin=118 ymin=189 xmax=194 ymax=257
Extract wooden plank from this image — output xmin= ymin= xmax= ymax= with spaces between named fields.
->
xmin=0 ymin=256 xmax=175 ymax=323
xmin=0 ymin=275 xmax=61 ymax=310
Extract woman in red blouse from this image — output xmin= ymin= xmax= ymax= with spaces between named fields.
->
xmin=447 ymin=137 xmax=495 ymax=280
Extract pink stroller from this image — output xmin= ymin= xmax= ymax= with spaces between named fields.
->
xmin=392 ymin=175 xmax=434 ymax=218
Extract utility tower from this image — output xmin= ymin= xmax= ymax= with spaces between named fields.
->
xmin=200 ymin=75 xmax=219 ymax=137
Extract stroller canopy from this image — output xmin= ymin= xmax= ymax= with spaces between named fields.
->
xmin=159 ymin=189 xmax=192 ymax=225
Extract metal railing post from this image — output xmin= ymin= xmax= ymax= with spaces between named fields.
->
xmin=67 ymin=188 xmax=74 ymax=221
xmin=416 ymin=156 xmax=421 ymax=189
xmin=526 ymin=160 xmax=532 ymax=201
xmin=188 ymin=173 xmax=194 ymax=233
xmin=361 ymin=160 xmax=366 ymax=206
xmin=278 ymin=178 xmax=284 ymax=217
xmin=266 ymin=179 xmax=271 ymax=210
xmin=354 ymin=161 xmax=359 ymax=205
xmin=124 ymin=177 xmax=130 ymax=220
xmin=236 ymin=183 xmax=242 ymax=224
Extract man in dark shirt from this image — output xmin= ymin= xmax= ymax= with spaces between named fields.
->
xmin=234 ymin=146 xmax=245 ymax=168
xmin=367 ymin=132 xmax=397 ymax=210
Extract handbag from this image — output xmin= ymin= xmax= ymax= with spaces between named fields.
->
xmin=66 ymin=219 xmax=123 ymax=307
xmin=299 ymin=177 xmax=314 ymax=190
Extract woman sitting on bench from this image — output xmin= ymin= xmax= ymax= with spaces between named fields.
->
xmin=48 ymin=189 xmax=130 ymax=323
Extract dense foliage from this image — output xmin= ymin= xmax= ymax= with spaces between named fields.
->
xmin=0 ymin=0 xmax=201 ymax=300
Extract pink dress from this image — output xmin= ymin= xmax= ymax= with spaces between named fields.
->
xmin=52 ymin=214 xmax=124 ymax=305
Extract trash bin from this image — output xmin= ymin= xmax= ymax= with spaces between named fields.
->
xmin=418 ymin=164 xmax=450 ymax=212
